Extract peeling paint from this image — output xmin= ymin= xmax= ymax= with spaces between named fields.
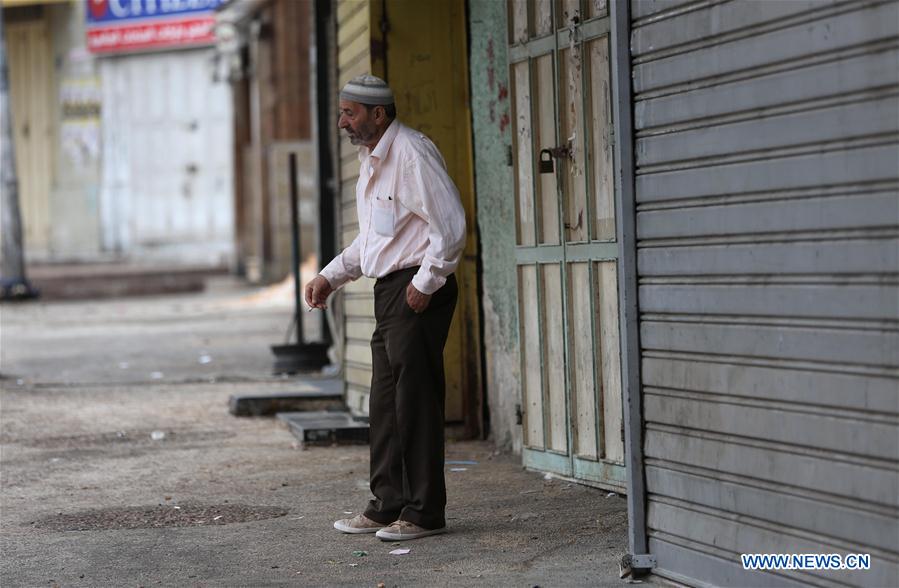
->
xmin=566 ymin=14 xmax=583 ymax=180
xmin=469 ymin=0 xmax=520 ymax=451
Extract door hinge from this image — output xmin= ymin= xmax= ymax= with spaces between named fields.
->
xmin=608 ymin=127 xmax=616 ymax=147
xmin=515 ymin=403 xmax=523 ymax=425
xmin=619 ymin=554 xmax=656 ymax=579
xmin=506 ymin=144 xmax=513 ymax=166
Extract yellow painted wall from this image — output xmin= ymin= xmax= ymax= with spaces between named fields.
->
xmin=6 ymin=18 xmax=54 ymax=255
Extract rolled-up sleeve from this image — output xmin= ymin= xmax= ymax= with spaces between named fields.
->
xmin=320 ymin=232 xmax=363 ymax=290
xmin=405 ymin=145 xmax=467 ymax=295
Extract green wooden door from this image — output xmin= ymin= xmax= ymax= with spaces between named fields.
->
xmin=508 ymin=0 xmax=625 ymax=490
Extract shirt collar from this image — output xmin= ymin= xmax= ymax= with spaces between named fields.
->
xmin=360 ymin=119 xmax=400 ymax=163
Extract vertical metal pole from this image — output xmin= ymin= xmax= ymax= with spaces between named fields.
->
xmin=610 ymin=0 xmax=650 ymax=563
xmin=314 ymin=0 xmax=334 ymax=346
xmin=289 ymin=152 xmax=304 ymax=344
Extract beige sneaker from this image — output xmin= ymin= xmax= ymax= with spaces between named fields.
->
xmin=375 ymin=520 xmax=447 ymax=541
xmin=333 ymin=514 xmax=384 ymax=534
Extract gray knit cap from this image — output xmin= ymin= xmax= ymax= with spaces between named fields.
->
xmin=339 ymin=74 xmax=395 ymax=105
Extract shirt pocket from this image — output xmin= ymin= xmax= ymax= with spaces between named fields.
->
xmin=371 ymin=195 xmax=395 ymax=237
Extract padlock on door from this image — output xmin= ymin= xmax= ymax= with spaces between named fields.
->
xmin=539 ymin=149 xmax=554 ymax=174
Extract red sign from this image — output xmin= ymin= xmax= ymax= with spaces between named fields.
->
xmin=87 ymin=16 xmax=216 ymax=53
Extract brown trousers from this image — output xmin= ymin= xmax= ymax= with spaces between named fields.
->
xmin=363 ymin=266 xmax=457 ymax=530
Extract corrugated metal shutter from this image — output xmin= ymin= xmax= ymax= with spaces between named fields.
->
xmin=631 ymin=1 xmax=899 ymax=586
xmin=99 ymin=49 xmax=234 ymax=264
xmin=336 ymin=0 xmax=376 ymax=415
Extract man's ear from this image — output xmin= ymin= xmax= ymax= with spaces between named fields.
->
xmin=374 ymin=105 xmax=387 ymax=123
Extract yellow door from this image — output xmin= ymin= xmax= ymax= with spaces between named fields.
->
xmin=7 ymin=18 xmax=54 ymax=255
xmin=336 ymin=0 xmax=483 ymax=434
xmin=370 ymin=0 xmax=483 ymax=432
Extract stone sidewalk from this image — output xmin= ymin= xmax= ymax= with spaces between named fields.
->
xmin=0 ymin=277 xmax=628 ymax=587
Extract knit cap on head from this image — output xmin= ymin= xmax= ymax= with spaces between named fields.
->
xmin=339 ymin=74 xmax=395 ymax=106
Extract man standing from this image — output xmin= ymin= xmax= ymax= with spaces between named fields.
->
xmin=304 ymin=75 xmax=466 ymax=541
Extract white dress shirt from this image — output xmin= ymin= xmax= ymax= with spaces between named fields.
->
xmin=320 ymin=120 xmax=467 ymax=295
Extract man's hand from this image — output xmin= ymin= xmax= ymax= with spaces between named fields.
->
xmin=305 ymin=274 xmax=333 ymax=310
xmin=406 ymin=282 xmax=432 ymax=314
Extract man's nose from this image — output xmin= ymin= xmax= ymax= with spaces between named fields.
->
xmin=337 ymin=116 xmax=348 ymax=129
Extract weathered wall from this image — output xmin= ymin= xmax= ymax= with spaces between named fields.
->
xmin=266 ymin=0 xmax=313 ymax=280
xmin=46 ymin=1 xmax=102 ymax=259
xmin=468 ymin=0 xmax=520 ymax=451
xmin=231 ymin=0 xmax=313 ymax=281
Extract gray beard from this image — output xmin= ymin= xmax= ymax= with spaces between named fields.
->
xmin=345 ymin=125 xmax=377 ymax=146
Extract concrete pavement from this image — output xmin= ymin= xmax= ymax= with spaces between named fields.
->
xmin=0 ymin=277 xmax=629 ymax=587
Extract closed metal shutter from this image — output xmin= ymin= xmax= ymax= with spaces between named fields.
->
xmin=99 ymin=48 xmax=234 ymax=264
xmin=336 ymin=0 xmax=377 ymax=415
xmin=630 ymin=0 xmax=899 ymax=585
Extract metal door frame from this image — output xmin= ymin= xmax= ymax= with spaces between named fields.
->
xmin=609 ymin=0 xmax=650 ymax=568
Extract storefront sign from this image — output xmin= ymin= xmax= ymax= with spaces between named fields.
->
xmin=86 ymin=0 xmax=225 ymax=54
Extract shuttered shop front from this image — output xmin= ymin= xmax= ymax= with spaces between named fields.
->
xmin=630 ymin=1 xmax=899 ymax=586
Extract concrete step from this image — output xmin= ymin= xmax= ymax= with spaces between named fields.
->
xmin=229 ymin=383 xmax=344 ymax=417
xmin=27 ymin=263 xmax=227 ymax=301
xmin=277 ymin=411 xmax=370 ymax=447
